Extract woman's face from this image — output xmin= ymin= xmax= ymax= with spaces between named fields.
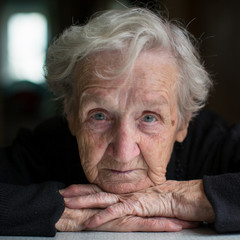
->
xmin=69 ymin=51 xmax=189 ymax=193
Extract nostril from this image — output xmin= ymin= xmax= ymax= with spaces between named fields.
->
xmin=106 ymin=143 xmax=114 ymax=157
xmin=133 ymin=143 xmax=140 ymax=156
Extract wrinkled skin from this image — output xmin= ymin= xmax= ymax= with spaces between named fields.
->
xmin=69 ymin=50 xmax=188 ymax=193
xmin=56 ymin=50 xmax=215 ymax=232
xmin=56 ymin=184 xmax=200 ymax=231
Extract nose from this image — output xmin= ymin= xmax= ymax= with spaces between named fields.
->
xmin=107 ymin=122 xmax=140 ymax=162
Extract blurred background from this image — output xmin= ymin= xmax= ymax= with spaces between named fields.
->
xmin=0 ymin=0 xmax=239 ymax=146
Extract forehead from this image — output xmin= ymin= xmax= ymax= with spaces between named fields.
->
xmin=74 ymin=50 xmax=179 ymax=103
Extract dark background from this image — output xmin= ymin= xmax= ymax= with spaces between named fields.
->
xmin=0 ymin=0 xmax=240 ymax=146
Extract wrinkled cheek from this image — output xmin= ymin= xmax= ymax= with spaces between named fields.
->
xmin=144 ymin=136 xmax=174 ymax=184
xmin=76 ymin=130 xmax=102 ymax=183
xmin=157 ymin=140 xmax=174 ymax=167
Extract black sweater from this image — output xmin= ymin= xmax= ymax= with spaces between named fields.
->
xmin=0 ymin=110 xmax=240 ymax=236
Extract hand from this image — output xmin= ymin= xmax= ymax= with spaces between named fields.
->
xmin=56 ymin=183 xmax=198 ymax=232
xmin=55 ymin=184 xmax=118 ymax=231
xmin=89 ymin=216 xmax=199 ymax=232
xmin=81 ymin=180 xmax=214 ymax=228
xmin=55 ymin=207 xmax=99 ymax=231
xmin=59 ymin=184 xmax=119 ymax=208
xmin=56 ymin=208 xmax=198 ymax=232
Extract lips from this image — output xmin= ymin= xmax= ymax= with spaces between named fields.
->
xmin=110 ymin=169 xmax=133 ymax=174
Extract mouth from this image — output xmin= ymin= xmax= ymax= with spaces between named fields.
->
xmin=110 ymin=169 xmax=133 ymax=174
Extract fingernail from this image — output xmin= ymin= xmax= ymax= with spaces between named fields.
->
xmin=173 ymin=224 xmax=182 ymax=231
xmin=59 ymin=189 xmax=65 ymax=195
xmin=64 ymin=198 xmax=72 ymax=203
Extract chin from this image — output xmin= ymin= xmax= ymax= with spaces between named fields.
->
xmin=98 ymin=181 xmax=153 ymax=194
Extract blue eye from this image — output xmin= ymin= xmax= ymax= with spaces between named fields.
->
xmin=142 ymin=115 xmax=156 ymax=123
xmin=92 ymin=112 xmax=107 ymax=120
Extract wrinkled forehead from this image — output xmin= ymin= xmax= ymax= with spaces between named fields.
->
xmin=73 ymin=51 xmax=126 ymax=89
xmin=73 ymin=50 xmax=179 ymax=97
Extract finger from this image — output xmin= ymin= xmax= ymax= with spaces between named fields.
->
xmin=129 ymin=217 xmax=183 ymax=232
xmin=56 ymin=207 xmax=100 ymax=232
xmin=60 ymin=184 xmax=102 ymax=197
xmin=88 ymin=216 xmax=197 ymax=232
xmin=85 ymin=202 xmax=131 ymax=228
xmin=165 ymin=218 xmax=200 ymax=229
xmin=64 ymin=192 xmax=119 ymax=209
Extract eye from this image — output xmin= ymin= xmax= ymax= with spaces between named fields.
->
xmin=92 ymin=112 xmax=107 ymax=121
xmin=86 ymin=109 xmax=112 ymax=132
xmin=142 ymin=114 xmax=156 ymax=123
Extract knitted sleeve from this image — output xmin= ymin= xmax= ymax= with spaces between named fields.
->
xmin=204 ymin=173 xmax=240 ymax=233
xmin=0 ymin=116 xmax=83 ymax=236
xmin=0 ymin=182 xmax=65 ymax=236
xmin=203 ymin=122 xmax=240 ymax=233
xmin=173 ymin=111 xmax=240 ymax=233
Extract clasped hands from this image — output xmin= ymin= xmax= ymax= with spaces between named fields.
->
xmin=56 ymin=179 xmax=215 ymax=232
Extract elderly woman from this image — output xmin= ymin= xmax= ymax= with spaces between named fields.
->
xmin=0 ymin=7 xmax=240 ymax=236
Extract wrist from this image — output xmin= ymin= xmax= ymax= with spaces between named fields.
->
xmin=171 ymin=179 xmax=215 ymax=222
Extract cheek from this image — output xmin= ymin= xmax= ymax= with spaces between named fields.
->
xmin=140 ymin=131 xmax=176 ymax=183
xmin=142 ymin=134 xmax=169 ymax=164
xmin=76 ymin=129 xmax=109 ymax=182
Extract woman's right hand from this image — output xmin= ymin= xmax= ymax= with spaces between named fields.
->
xmin=55 ymin=184 xmax=198 ymax=232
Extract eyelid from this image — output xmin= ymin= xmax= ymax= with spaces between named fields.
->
xmin=137 ymin=112 xmax=162 ymax=134
xmin=142 ymin=115 xmax=156 ymax=122
xmin=88 ymin=108 xmax=111 ymax=120
xmin=141 ymin=111 xmax=161 ymax=121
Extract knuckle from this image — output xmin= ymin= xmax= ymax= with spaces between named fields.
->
xmin=67 ymin=184 xmax=80 ymax=194
xmin=106 ymin=205 xmax=117 ymax=215
xmin=97 ymin=192 xmax=109 ymax=200
xmin=90 ymin=184 xmax=101 ymax=192
xmin=106 ymin=204 xmax=122 ymax=216
xmin=92 ymin=192 xmax=107 ymax=206
xmin=65 ymin=196 xmax=82 ymax=208
xmin=75 ymin=196 xmax=82 ymax=204
xmin=95 ymin=192 xmax=118 ymax=206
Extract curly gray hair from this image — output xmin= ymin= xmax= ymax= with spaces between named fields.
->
xmin=44 ymin=7 xmax=212 ymax=125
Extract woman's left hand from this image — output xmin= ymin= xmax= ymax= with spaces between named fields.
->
xmin=60 ymin=182 xmax=200 ymax=232
xmin=73 ymin=179 xmax=214 ymax=229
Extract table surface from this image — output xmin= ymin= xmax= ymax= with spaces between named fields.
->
xmin=1 ymin=228 xmax=240 ymax=240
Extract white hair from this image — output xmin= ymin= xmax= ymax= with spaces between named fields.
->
xmin=45 ymin=7 xmax=212 ymax=125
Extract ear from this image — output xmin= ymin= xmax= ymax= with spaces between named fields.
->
xmin=175 ymin=115 xmax=191 ymax=143
xmin=175 ymin=126 xmax=188 ymax=142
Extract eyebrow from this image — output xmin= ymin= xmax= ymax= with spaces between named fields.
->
xmin=139 ymin=91 xmax=169 ymax=106
xmin=80 ymin=91 xmax=169 ymax=112
xmin=80 ymin=93 xmax=113 ymax=108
